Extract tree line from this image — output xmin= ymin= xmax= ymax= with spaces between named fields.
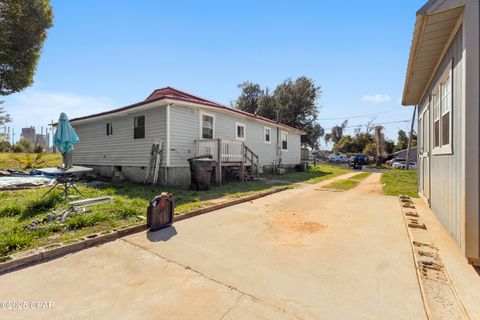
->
xmin=234 ymin=77 xmax=324 ymax=148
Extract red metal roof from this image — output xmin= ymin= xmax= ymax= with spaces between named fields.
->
xmin=69 ymin=87 xmax=305 ymax=134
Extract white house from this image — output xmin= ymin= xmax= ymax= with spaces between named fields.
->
xmin=402 ymin=0 xmax=480 ymax=265
xmin=69 ymin=87 xmax=305 ymax=186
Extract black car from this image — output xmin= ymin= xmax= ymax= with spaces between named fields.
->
xmin=349 ymin=154 xmax=368 ymax=169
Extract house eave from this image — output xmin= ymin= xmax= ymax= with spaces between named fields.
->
xmin=402 ymin=5 xmax=464 ymax=106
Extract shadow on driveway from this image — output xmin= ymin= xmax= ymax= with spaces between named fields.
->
xmin=147 ymin=226 xmax=177 ymax=242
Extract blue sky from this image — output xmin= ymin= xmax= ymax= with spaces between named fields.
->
xmin=2 ymin=0 xmax=424 ymax=146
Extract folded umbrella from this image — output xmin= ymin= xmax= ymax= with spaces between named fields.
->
xmin=53 ymin=113 xmax=79 ymax=169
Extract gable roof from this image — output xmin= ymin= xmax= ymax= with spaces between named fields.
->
xmin=69 ymin=87 xmax=305 ymax=134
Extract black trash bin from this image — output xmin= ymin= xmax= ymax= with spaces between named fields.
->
xmin=147 ymin=192 xmax=174 ymax=231
xmin=187 ymin=155 xmax=216 ymax=190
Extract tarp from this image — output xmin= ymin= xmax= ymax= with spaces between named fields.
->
xmin=0 ymin=176 xmax=54 ymax=190
xmin=53 ymin=113 xmax=79 ymax=154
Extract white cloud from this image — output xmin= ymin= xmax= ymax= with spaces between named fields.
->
xmin=3 ymin=89 xmax=115 ymax=138
xmin=362 ymin=94 xmax=391 ymax=104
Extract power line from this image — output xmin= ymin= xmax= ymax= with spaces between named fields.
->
xmin=323 ymin=120 xmax=410 ymax=131
xmin=318 ymin=107 xmax=402 ymax=121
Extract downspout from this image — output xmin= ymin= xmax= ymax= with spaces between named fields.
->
xmin=165 ymin=103 xmax=171 ymax=186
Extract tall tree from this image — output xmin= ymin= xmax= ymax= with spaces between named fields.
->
xmin=234 ymin=77 xmax=324 ymax=148
xmin=374 ymin=125 xmax=386 ymax=163
xmin=395 ymin=129 xmax=409 ymax=151
xmin=0 ymin=0 xmax=53 ymax=95
xmin=235 ymin=82 xmax=263 ymax=114
xmin=329 ymin=120 xmax=348 ymax=144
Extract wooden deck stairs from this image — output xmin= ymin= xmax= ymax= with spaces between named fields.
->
xmin=195 ymin=139 xmax=260 ymax=185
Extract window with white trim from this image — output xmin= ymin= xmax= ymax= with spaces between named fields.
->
xmin=281 ymin=131 xmax=288 ymax=151
xmin=235 ymin=122 xmax=245 ymax=140
xmin=432 ymin=70 xmax=452 ymax=154
xmin=264 ymin=127 xmax=271 ymax=144
xmin=201 ymin=113 xmax=214 ymax=139
xmin=440 ymin=74 xmax=451 ymax=146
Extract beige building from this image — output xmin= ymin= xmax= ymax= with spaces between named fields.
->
xmin=402 ymin=0 xmax=480 ymax=265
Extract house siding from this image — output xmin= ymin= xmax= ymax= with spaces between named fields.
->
xmin=418 ymin=29 xmax=463 ymax=246
xmin=72 ymin=106 xmax=167 ymax=167
xmin=169 ymin=104 xmax=301 ymax=168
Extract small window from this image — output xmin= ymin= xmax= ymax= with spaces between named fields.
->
xmin=106 ymin=122 xmax=113 ymax=136
xmin=432 ymin=69 xmax=452 ymax=155
xmin=440 ymin=75 xmax=451 ymax=146
xmin=281 ymin=131 xmax=288 ymax=151
xmin=134 ymin=115 xmax=145 ymax=139
xmin=264 ymin=127 xmax=271 ymax=144
xmin=235 ymin=122 xmax=246 ymax=140
xmin=201 ymin=113 xmax=214 ymax=139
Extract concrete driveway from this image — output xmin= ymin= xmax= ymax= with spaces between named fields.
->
xmin=0 ymin=173 xmax=427 ymax=319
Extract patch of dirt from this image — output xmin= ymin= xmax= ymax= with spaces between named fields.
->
xmin=263 ymin=210 xmax=327 ymax=247
xmin=268 ymin=218 xmax=326 ymax=234
xmin=350 ymin=173 xmax=382 ymax=194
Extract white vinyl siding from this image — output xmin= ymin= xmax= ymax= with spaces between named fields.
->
xmin=72 ymin=107 xmax=166 ymax=167
xmin=169 ymin=105 xmax=301 ymax=167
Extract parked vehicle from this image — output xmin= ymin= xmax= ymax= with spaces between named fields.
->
xmin=328 ymin=154 xmax=347 ymax=163
xmin=392 ymin=161 xmax=417 ymax=170
xmin=387 ymin=158 xmax=406 ymax=166
xmin=348 ymin=154 xmax=368 ymax=169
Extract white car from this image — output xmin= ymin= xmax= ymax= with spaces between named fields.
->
xmin=328 ymin=154 xmax=347 ymax=163
xmin=393 ymin=161 xmax=417 ymax=170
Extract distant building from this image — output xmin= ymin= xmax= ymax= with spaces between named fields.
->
xmin=20 ymin=126 xmax=50 ymax=149
xmin=394 ymin=146 xmax=417 ymax=161
xmin=21 ymin=127 xmax=36 ymax=145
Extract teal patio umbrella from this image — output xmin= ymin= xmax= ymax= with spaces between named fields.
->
xmin=53 ymin=113 xmax=79 ymax=169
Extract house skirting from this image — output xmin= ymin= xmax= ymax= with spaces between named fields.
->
xmin=75 ymin=164 xmax=298 ymax=187
xmin=74 ymin=164 xmax=190 ymax=186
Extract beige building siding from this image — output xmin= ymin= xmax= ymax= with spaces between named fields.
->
xmin=418 ymin=29 xmax=463 ymax=246
xmin=72 ymin=107 xmax=167 ymax=167
xmin=169 ymin=104 xmax=301 ymax=168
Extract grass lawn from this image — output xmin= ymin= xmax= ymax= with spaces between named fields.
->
xmin=264 ymin=163 xmax=353 ymax=183
xmin=0 ymin=163 xmax=353 ymax=258
xmin=324 ymin=172 xmax=372 ymax=191
xmin=382 ymin=169 xmax=418 ymax=198
xmin=0 ymin=153 xmax=62 ymax=170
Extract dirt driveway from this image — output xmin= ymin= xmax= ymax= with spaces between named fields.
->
xmin=0 ymin=173 xmax=427 ymax=319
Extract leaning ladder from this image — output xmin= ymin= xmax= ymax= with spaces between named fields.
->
xmin=144 ymin=140 xmax=164 ymax=184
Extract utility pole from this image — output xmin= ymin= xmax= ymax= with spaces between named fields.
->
xmin=406 ymin=105 xmax=417 ymax=170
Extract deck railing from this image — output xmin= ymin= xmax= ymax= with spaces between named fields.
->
xmin=195 ymin=139 xmax=260 ymax=184
xmin=195 ymin=139 xmax=244 ymax=163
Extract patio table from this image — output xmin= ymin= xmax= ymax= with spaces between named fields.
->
xmin=37 ymin=166 xmax=93 ymax=197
